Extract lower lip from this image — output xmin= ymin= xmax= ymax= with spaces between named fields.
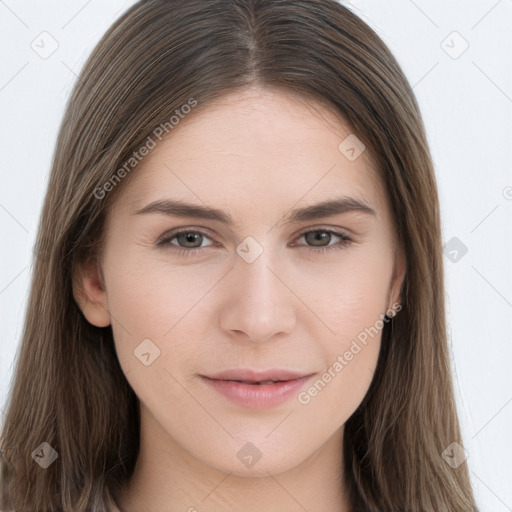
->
xmin=201 ymin=375 xmax=314 ymax=409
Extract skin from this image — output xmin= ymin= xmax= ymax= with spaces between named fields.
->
xmin=74 ymin=86 xmax=405 ymax=512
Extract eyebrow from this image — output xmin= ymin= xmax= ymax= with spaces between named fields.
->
xmin=133 ymin=196 xmax=376 ymax=226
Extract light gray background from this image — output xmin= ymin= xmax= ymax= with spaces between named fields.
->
xmin=1 ymin=1 xmax=511 ymax=510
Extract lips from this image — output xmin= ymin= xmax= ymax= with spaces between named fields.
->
xmin=200 ymin=368 xmax=314 ymax=409
xmin=200 ymin=368 xmax=316 ymax=409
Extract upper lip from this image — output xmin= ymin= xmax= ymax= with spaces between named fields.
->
xmin=202 ymin=368 xmax=315 ymax=383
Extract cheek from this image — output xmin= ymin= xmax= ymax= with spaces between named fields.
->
xmin=291 ymin=247 xmax=394 ymax=338
xmin=102 ymin=253 xmax=221 ymax=386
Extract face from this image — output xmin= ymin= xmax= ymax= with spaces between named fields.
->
xmin=75 ymin=86 xmax=404 ymax=478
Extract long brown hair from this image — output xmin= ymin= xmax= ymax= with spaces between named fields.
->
xmin=0 ymin=0 xmax=478 ymax=510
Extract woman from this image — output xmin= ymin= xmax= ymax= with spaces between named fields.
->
xmin=0 ymin=0 xmax=478 ymax=510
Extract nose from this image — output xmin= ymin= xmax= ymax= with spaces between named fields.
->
xmin=218 ymin=244 xmax=297 ymax=343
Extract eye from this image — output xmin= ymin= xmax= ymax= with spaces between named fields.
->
xmin=155 ymin=227 xmax=353 ymax=257
xmin=155 ymin=229 xmax=216 ymax=257
xmin=293 ymin=228 xmax=353 ymax=253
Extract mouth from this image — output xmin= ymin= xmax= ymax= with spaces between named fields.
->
xmin=199 ymin=369 xmax=316 ymax=409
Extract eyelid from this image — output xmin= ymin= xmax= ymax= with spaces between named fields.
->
xmin=293 ymin=224 xmax=353 ymax=240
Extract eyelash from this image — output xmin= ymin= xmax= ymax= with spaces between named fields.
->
xmin=155 ymin=227 xmax=353 ymax=257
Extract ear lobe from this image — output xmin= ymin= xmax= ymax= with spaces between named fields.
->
xmin=388 ymin=247 xmax=406 ymax=310
xmin=72 ymin=259 xmax=111 ymax=328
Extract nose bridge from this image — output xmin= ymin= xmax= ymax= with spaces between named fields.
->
xmin=218 ymin=236 xmax=296 ymax=342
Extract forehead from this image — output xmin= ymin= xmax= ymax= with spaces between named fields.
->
xmin=120 ymin=87 xmax=388 ymax=220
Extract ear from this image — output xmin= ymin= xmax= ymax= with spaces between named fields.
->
xmin=388 ymin=245 xmax=406 ymax=311
xmin=72 ymin=258 xmax=111 ymax=328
